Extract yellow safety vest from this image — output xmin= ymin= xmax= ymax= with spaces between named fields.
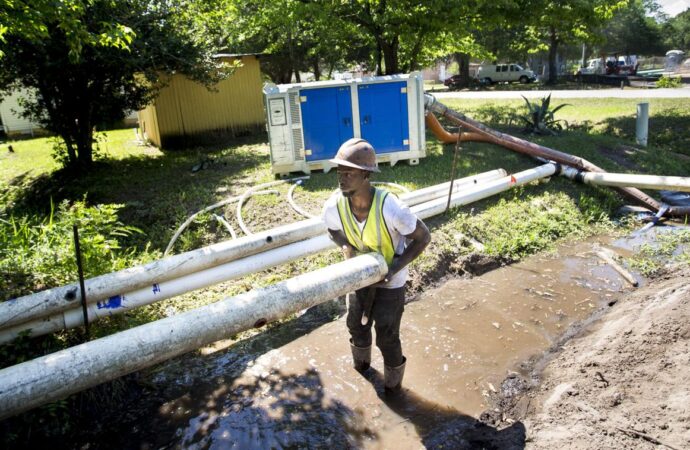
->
xmin=336 ymin=188 xmax=395 ymax=265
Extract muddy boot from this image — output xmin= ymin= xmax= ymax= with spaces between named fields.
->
xmin=384 ymin=356 xmax=406 ymax=393
xmin=350 ymin=342 xmax=371 ymax=372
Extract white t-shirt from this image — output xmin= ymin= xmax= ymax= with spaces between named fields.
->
xmin=321 ymin=190 xmax=418 ymax=289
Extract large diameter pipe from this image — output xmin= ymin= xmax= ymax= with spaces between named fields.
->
xmin=424 ymin=94 xmax=690 ymax=218
xmin=1 ymin=169 xmax=506 ymax=334
xmin=580 ymin=172 xmax=690 ymax=192
xmin=0 ymin=168 xmax=520 ymax=343
xmin=0 ymin=253 xmax=388 ymax=420
xmin=0 ymin=235 xmax=335 ymax=344
xmin=0 ymin=218 xmax=327 ymax=329
xmin=425 ymin=112 xmax=493 ymax=144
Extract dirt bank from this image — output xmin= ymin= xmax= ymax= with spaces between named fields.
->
xmin=489 ymin=266 xmax=690 ymax=449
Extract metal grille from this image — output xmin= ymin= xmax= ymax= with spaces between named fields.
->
xmin=289 ymin=93 xmax=301 ymax=125
xmin=292 ymin=128 xmax=303 ymax=159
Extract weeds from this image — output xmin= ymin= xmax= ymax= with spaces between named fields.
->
xmin=628 ymin=228 xmax=690 ymax=276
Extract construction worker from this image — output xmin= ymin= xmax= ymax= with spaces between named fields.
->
xmin=321 ymin=138 xmax=431 ymax=393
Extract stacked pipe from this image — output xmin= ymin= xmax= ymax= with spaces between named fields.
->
xmin=0 ymin=169 xmax=509 ymax=343
xmin=424 ymin=94 xmax=690 ymax=218
xmin=0 ymin=164 xmax=562 ymax=419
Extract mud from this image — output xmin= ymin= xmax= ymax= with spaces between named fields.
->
xmin=45 ymin=233 xmax=653 ymax=450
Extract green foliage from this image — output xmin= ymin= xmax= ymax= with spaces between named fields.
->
xmin=662 ymin=8 xmax=690 ymax=51
xmin=520 ymin=94 xmax=570 ymax=135
xmin=0 ymin=0 xmax=234 ymax=169
xmin=0 ymin=200 xmax=147 ymax=299
xmin=655 ymin=76 xmax=682 ymax=88
xmin=465 ymin=192 xmax=588 ymax=260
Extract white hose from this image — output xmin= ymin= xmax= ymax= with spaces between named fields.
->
xmin=287 ymin=180 xmax=317 ymax=219
xmin=213 ymin=214 xmax=237 ymax=239
xmin=164 ymin=190 xmax=277 ymax=256
xmin=236 ymin=176 xmax=310 ymax=236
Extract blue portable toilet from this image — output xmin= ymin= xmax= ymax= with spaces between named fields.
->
xmin=264 ymin=73 xmax=425 ymax=176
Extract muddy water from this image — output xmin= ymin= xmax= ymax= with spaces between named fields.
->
xmin=87 ymin=237 xmax=639 ymax=449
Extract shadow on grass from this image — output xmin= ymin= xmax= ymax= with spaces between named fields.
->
xmin=598 ymin=112 xmax=690 ymax=159
xmin=3 ymin=134 xmax=269 ymax=245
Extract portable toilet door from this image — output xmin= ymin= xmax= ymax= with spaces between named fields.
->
xmin=357 ymin=81 xmax=409 ymax=154
xmin=299 ymin=85 xmax=354 ymax=161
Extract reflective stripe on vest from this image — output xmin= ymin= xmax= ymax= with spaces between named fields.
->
xmin=336 ymin=188 xmax=395 ymax=265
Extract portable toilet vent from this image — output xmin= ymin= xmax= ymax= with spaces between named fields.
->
xmin=263 ymin=73 xmax=426 ymax=176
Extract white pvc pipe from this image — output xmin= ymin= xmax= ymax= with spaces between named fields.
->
xmin=0 ymin=217 xmax=327 ymax=329
xmin=1 ymin=169 xmax=506 ymax=331
xmin=581 ymin=172 xmax=690 ymax=193
xmin=412 ymin=164 xmax=557 ymax=220
xmin=0 ymin=235 xmax=334 ymax=344
xmin=0 ymin=167 xmax=544 ymax=342
xmin=400 ymin=169 xmax=508 ymax=206
xmin=636 ymin=102 xmax=649 ymax=147
xmin=0 ymin=253 xmax=388 ymax=420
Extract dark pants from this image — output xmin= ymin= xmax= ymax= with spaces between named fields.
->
xmin=347 ymin=286 xmax=405 ymax=367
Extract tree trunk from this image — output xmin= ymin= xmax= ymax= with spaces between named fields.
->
xmin=312 ymin=57 xmax=321 ymax=81
xmin=407 ymin=33 xmax=426 ymax=72
xmin=380 ymin=37 xmax=399 ymax=75
xmin=455 ymin=53 xmax=471 ymax=88
xmin=375 ymin=41 xmax=383 ymax=76
xmin=547 ymin=26 xmax=559 ymax=85
xmin=76 ymin=115 xmax=93 ymax=168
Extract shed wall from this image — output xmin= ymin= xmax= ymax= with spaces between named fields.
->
xmin=141 ymin=56 xmax=264 ymax=148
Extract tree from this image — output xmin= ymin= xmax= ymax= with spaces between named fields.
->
xmin=524 ymin=0 xmax=629 ymax=84
xmin=662 ymin=9 xmax=690 ymax=51
xmin=332 ymin=0 xmax=481 ymax=75
xmin=234 ymin=0 xmax=364 ymax=83
xmin=0 ymin=0 xmax=233 ymax=170
xmin=601 ymin=0 xmax=665 ymax=56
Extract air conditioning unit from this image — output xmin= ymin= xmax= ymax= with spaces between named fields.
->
xmin=263 ymin=73 xmax=426 ymax=177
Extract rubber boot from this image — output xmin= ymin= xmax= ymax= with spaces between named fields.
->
xmin=384 ymin=356 xmax=406 ymax=392
xmin=350 ymin=341 xmax=371 ymax=372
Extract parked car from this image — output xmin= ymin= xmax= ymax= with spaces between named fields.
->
xmin=443 ymin=74 xmax=478 ymax=90
xmin=477 ymin=64 xmax=537 ymax=84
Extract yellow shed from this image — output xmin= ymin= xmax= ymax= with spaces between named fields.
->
xmin=138 ymin=54 xmax=265 ymax=148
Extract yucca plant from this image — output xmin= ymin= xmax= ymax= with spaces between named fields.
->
xmin=520 ymin=94 xmax=569 ymax=135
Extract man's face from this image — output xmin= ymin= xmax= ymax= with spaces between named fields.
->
xmin=337 ymin=166 xmax=369 ymax=197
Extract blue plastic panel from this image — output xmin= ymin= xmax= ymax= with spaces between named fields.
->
xmin=300 ymin=86 xmax=353 ymax=161
xmin=357 ymin=82 xmax=409 ymax=154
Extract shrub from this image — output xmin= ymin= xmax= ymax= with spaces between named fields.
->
xmin=520 ymin=94 xmax=569 ymax=135
xmin=655 ymin=76 xmax=681 ymax=88
xmin=0 ymin=200 xmax=152 ymax=300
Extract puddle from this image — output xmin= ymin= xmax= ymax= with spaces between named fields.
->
xmin=70 ymin=233 xmax=679 ymax=449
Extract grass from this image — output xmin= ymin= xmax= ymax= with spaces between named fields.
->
xmin=1 ymin=94 xmax=689 ymax=442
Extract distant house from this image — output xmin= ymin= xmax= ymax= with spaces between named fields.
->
xmin=0 ymin=89 xmax=40 ymax=136
xmin=138 ymin=54 xmax=265 ymax=148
